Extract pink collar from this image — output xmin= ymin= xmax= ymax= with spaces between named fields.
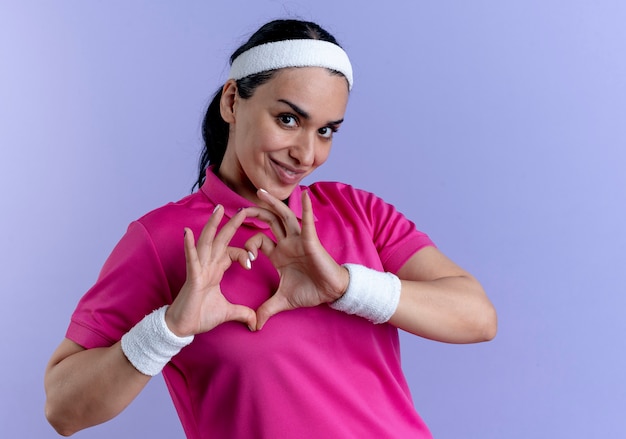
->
xmin=200 ymin=167 xmax=305 ymax=229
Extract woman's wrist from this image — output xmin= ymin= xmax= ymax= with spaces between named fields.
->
xmin=330 ymin=264 xmax=401 ymax=324
xmin=331 ymin=265 xmax=351 ymax=301
xmin=121 ymin=305 xmax=194 ymax=376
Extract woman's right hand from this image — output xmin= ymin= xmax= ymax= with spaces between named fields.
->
xmin=165 ymin=204 xmax=257 ymax=336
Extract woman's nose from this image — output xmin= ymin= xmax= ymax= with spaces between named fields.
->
xmin=290 ymin=131 xmax=316 ymax=166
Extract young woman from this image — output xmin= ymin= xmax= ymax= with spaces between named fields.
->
xmin=45 ymin=19 xmax=496 ymax=438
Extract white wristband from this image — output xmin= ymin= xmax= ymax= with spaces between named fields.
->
xmin=330 ymin=264 xmax=401 ymax=324
xmin=121 ymin=305 xmax=194 ymax=376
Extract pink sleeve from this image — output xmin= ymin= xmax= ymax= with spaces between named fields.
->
xmin=353 ymin=189 xmax=435 ymax=273
xmin=66 ymin=221 xmax=173 ymax=349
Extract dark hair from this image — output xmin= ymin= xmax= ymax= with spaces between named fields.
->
xmin=193 ymin=19 xmax=343 ymax=190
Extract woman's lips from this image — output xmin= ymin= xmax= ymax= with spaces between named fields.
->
xmin=270 ymin=159 xmax=305 ymax=184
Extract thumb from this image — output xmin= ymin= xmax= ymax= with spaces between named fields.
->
xmin=225 ymin=303 xmax=258 ymax=332
xmin=255 ymin=294 xmax=291 ymax=331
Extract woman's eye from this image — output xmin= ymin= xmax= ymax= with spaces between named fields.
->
xmin=279 ymin=115 xmax=297 ymax=127
xmin=318 ymin=126 xmax=335 ymax=139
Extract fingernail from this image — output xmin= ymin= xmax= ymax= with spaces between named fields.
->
xmin=259 ymin=188 xmax=268 ymax=194
xmin=213 ymin=204 xmax=221 ymax=213
xmin=247 ymin=251 xmax=256 ymax=262
xmin=245 ymin=258 xmax=251 ymax=270
xmin=248 ymin=324 xmax=255 ymax=332
xmin=237 ymin=207 xmax=244 ymax=213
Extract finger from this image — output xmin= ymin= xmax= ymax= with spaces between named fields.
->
xmin=257 ymin=188 xmax=301 ymax=235
xmin=228 ymin=246 xmax=253 ymax=270
xmin=195 ymin=205 xmax=225 ymax=261
xmin=225 ymin=303 xmax=258 ymax=332
xmin=211 ymin=208 xmax=247 ymax=251
xmin=245 ymin=232 xmax=277 ymax=258
xmin=244 ymin=206 xmax=287 ymax=240
xmin=183 ymin=227 xmax=199 ymax=274
xmin=255 ymin=294 xmax=290 ymax=330
xmin=300 ymin=190 xmax=319 ymax=241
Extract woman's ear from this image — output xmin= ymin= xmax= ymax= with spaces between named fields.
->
xmin=220 ymin=80 xmax=238 ymax=124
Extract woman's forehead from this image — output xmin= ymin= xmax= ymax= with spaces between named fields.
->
xmin=254 ymin=67 xmax=349 ymax=117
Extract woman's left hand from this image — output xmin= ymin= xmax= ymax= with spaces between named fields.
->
xmin=244 ymin=189 xmax=349 ymax=330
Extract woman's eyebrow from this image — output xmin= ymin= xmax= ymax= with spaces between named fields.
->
xmin=278 ymin=99 xmax=310 ymax=119
xmin=277 ymin=99 xmax=344 ymax=126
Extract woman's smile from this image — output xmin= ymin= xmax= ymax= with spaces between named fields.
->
xmin=269 ymin=157 xmax=306 ymax=184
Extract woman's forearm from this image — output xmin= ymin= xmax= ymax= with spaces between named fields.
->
xmin=389 ymin=246 xmax=497 ymax=343
xmin=44 ymin=339 xmax=151 ymax=436
xmin=390 ymin=275 xmax=497 ymax=343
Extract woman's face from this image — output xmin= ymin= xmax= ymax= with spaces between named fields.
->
xmin=218 ymin=67 xmax=349 ymax=205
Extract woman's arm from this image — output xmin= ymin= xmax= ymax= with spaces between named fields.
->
xmin=244 ymin=189 xmax=496 ymax=341
xmin=44 ymin=339 xmax=151 ymax=436
xmin=45 ymin=206 xmax=256 ymax=436
xmin=391 ymin=246 xmax=497 ymax=343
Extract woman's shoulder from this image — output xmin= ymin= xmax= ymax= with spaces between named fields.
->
xmin=306 ymin=180 xmax=388 ymax=212
xmin=133 ymin=190 xmax=211 ymax=233
xmin=307 ymin=180 xmax=378 ymax=200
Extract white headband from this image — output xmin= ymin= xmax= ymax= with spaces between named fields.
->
xmin=228 ymin=39 xmax=353 ymax=90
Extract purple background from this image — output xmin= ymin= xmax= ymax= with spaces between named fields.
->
xmin=2 ymin=1 xmax=625 ymax=437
